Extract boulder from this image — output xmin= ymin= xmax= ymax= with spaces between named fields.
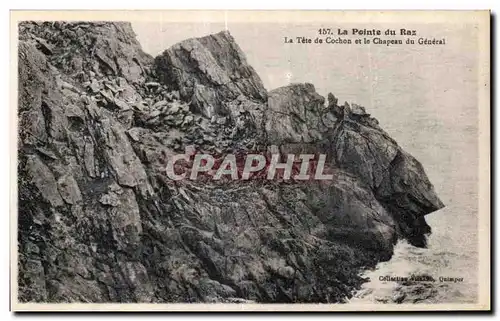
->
xmin=154 ymin=31 xmax=267 ymax=119
xmin=24 ymin=155 xmax=64 ymax=207
xmin=266 ymin=83 xmax=329 ymax=143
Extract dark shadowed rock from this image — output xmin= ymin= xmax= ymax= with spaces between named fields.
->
xmin=266 ymin=83 xmax=444 ymax=247
xmin=17 ymin=23 xmax=444 ymax=304
xmin=333 ymin=119 xmax=444 ymax=246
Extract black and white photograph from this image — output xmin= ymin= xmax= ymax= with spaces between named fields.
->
xmin=10 ymin=10 xmax=490 ymax=311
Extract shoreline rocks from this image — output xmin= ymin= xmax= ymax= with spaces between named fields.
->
xmin=17 ymin=21 xmax=444 ymax=303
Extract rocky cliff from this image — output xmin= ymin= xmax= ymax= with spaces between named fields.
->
xmin=17 ymin=22 xmax=444 ymax=303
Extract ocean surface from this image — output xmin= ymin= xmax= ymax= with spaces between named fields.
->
xmin=349 ymin=93 xmax=479 ymax=304
xmin=132 ymin=21 xmax=480 ymax=303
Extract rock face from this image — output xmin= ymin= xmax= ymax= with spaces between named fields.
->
xmin=19 ymin=21 xmax=152 ymax=84
xmin=266 ymin=84 xmax=444 ymax=247
xmin=155 ymin=31 xmax=267 ymax=121
xmin=266 ymin=83 xmax=328 ymax=143
xmin=17 ymin=22 xmax=444 ymax=304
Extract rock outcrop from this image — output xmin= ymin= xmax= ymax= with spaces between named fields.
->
xmin=265 ymin=83 xmax=443 ymax=247
xmin=155 ymin=31 xmax=267 ymax=122
xmin=17 ymin=22 xmax=444 ymax=304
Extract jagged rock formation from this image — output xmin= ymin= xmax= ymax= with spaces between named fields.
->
xmin=154 ymin=31 xmax=267 ymax=122
xmin=17 ymin=22 xmax=444 ymax=303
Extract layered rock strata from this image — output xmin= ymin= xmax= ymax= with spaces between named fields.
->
xmin=17 ymin=22 xmax=444 ymax=303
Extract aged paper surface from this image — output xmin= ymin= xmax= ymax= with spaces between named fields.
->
xmin=10 ymin=10 xmax=490 ymax=311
